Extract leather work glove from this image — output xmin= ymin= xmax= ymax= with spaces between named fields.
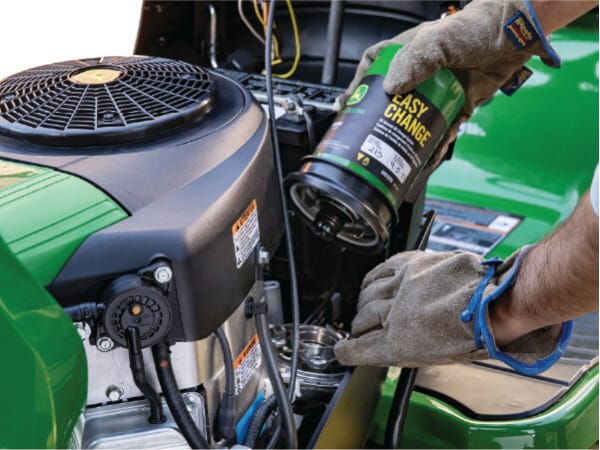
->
xmin=333 ymin=248 xmax=573 ymax=376
xmin=340 ymin=0 xmax=561 ymax=201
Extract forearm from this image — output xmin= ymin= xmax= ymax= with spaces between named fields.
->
xmin=491 ymin=191 xmax=599 ymax=346
xmin=529 ymin=0 xmax=598 ymax=34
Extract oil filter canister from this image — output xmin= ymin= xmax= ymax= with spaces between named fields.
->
xmin=287 ymin=44 xmax=465 ymax=252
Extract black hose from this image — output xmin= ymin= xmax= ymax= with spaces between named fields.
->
xmin=264 ymin=0 xmax=300 ymax=402
xmin=152 ymin=341 xmax=210 ymax=449
xmin=266 ymin=421 xmax=282 ymax=449
xmin=214 ymin=328 xmax=237 ymax=443
xmin=255 ymin=309 xmax=297 ymax=448
xmin=321 ymin=0 xmax=345 ymax=85
xmin=64 ymin=302 xmax=104 ymax=322
xmin=126 ymin=327 xmax=165 ymax=424
xmin=384 ymin=368 xmax=418 ymax=449
xmin=384 ymin=211 xmax=436 ymax=448
xmin=243 ymin=395 xmax=278 ymax=447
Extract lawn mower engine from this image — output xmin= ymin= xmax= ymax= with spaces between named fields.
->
xmin=0 ymin=56 xmax=288 ymax=447
xmin=0 ymin=54 xmax=425 ymax=448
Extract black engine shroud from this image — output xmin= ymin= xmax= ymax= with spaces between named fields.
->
xmin=0 ymin=56 xmax=283 ymax=341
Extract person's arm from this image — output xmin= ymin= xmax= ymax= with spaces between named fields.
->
xmin=490 ymin=190 xmax=599 ymax=346
xmin=530 ymin=0 xmax=597 ymax=34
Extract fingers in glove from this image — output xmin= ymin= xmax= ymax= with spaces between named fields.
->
xmin=340 ymin=40 xmax=389 ymax=105
xmin=333 ymin=329 xmax=390 ymax=367
xmin=383 ymin=12 xmax=489 ymax=95
xmin=350 ymin=299 xmax=391 ymax=337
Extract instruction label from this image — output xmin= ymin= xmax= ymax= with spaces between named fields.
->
xmin=234 ymin=334 xmax=261 ymax=395
xmin=314 ymin=75 xmax=447 ymax=208
xmin=425 ymin=199 xmax=522 ymax=255
xmin=232 ymin=199 xmax=260 ymax=269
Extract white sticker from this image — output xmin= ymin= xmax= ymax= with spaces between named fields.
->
xmin=425 ymin=199 xmax=522 ymax=256
xmin=232 ymin=199 xmax=260 ymax=269
xmin=360 ymin=134 xmax=411 ymax=182
xmin=489 ymin=215 xmax=521 ymax=232
xmin=234 ymin=335 xmax=262 ymax=395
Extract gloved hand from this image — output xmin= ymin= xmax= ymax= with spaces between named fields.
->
xmin=339 ymin=0 xmax=561 ymax=198
xmin=333 ymin=248 xmax=573 ymax=375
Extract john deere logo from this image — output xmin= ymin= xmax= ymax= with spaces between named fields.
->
xmin=346 ymin=84 xmax=368 ymax=106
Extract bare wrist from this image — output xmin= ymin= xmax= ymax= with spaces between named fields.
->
xmin=489 ymin=247 xmax=544 ymax=346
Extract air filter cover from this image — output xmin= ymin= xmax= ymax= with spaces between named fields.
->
xmin=0 ymin=56 xmax=215 ymax=145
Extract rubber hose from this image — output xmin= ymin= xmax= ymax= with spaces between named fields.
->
xmin=214 ymin=328 xmax=237 ymax=442
xmin=255 ymin=311 xmax=297 ymax=449
xmin=152 ymin=342 xmax=210 ymax=449
xmin=384 ymin=366 xmax=418 ymax=448
xmin=126 ymin=327 xmax=165 ymax=424
xmin=243 ymin=395 xmax=278 ymax=447
xmin=264 ymin=0 xmax=300 ymax=404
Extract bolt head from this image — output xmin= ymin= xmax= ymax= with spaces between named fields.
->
xmin=106 ymin=385 xmax=124 ymax=402
xmin=97 ymin=337 xmax=114 ymax=352
xmin=258 ymin=248 xmax=269 ymax=265
xmin=154 ymin=266 xmax=173 ymax=284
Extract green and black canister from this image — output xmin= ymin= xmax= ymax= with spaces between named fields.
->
xmin=287 ymin=44 xmax=465 ymax=252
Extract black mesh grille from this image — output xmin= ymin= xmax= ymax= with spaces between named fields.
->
xmin=0 ymin=56 xmax=215 ymax=145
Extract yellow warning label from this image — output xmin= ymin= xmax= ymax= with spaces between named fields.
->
xmin=232 ymin=199 xmax=260 ymax=269
xmin=234 ymin=334 xmax=259 ymax=369
xmin=233 ymin=333 xmax=261 ymax=394
xmin=362 ymin=156 xmax=370 ymax=166
xmin=357 ymin=152 xmax=365 ymax=161
xmin=232 ymin=199 xmax=257 ymax=234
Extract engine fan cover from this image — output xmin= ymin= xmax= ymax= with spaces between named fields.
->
xmin=0 ymin=56 xmax=215 ymax=145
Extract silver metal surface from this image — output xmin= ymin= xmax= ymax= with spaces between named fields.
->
xmin=85 ymin=341 xmax=200 ymax=406
xmin=75 ymin=322 xmax=91 ymax=340
xmin=83 ymin=392 xmax=205 ymax=449
xmin=96 ymin=336 xmax=114 ymax=352
xmin=272 ymin=324 xmax=348 ymax=398
xmin=153 ymin=265 xmax=173 ymax=284
xmin=289 ymin=182 xmax=381 ymax=249
xmin=264 ymin=280 xmax=283 ymax=324
xmin=195 ymin=282 xmax=267 ymax=428
xmin=257 ymin=247 xmax=270 ymax=266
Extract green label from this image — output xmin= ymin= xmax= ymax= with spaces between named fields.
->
xmin=347 ymin=84 xmax=369 ymax=105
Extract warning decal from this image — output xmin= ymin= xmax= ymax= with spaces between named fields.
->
xmin=425 ymin=199 xmax=522 ymax=255
xmin=232 ymin=199 xmax=260 ymax=269
xmin=234 ymin=334 xmax=262 ymax=395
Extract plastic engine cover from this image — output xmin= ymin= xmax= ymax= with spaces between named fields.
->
xmin=0 ymin=56 xmax=282 ymax=341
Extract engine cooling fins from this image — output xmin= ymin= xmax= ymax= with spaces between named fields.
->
xmin=0 ymin=56 xmax=215 ymax=146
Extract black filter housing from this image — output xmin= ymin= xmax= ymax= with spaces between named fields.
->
xmin=0 ymin=56 xmax=282 ymax=341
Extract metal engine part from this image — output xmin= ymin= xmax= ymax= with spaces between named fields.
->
xmin=83 ymin=392 xmax=205 ymax=449
xmin=271 ymin=324 xmax=349 ymax=398
xmin=84 ymin=341 xmax=200 ymax=406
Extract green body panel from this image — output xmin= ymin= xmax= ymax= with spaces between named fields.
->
xmin=0 ymin=159 xmax=128 ymax=285
xmin=427 ymin=17 xmax=599 ymax=259
xmin=372 ymin=17 xmax=599 ymax=449
xmin=372 ymin=366 xmax=598 ymax=449
xmin=0 ymin=236 xmax=87 ymax=448
xmin=0 ymin=159 xmax=126 ymax=446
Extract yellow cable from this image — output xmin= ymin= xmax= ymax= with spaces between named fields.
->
xmin=273 ymin=0 xmax=301 ymax=79
xmin=254 ymin=0 xmax=282 ymax=63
